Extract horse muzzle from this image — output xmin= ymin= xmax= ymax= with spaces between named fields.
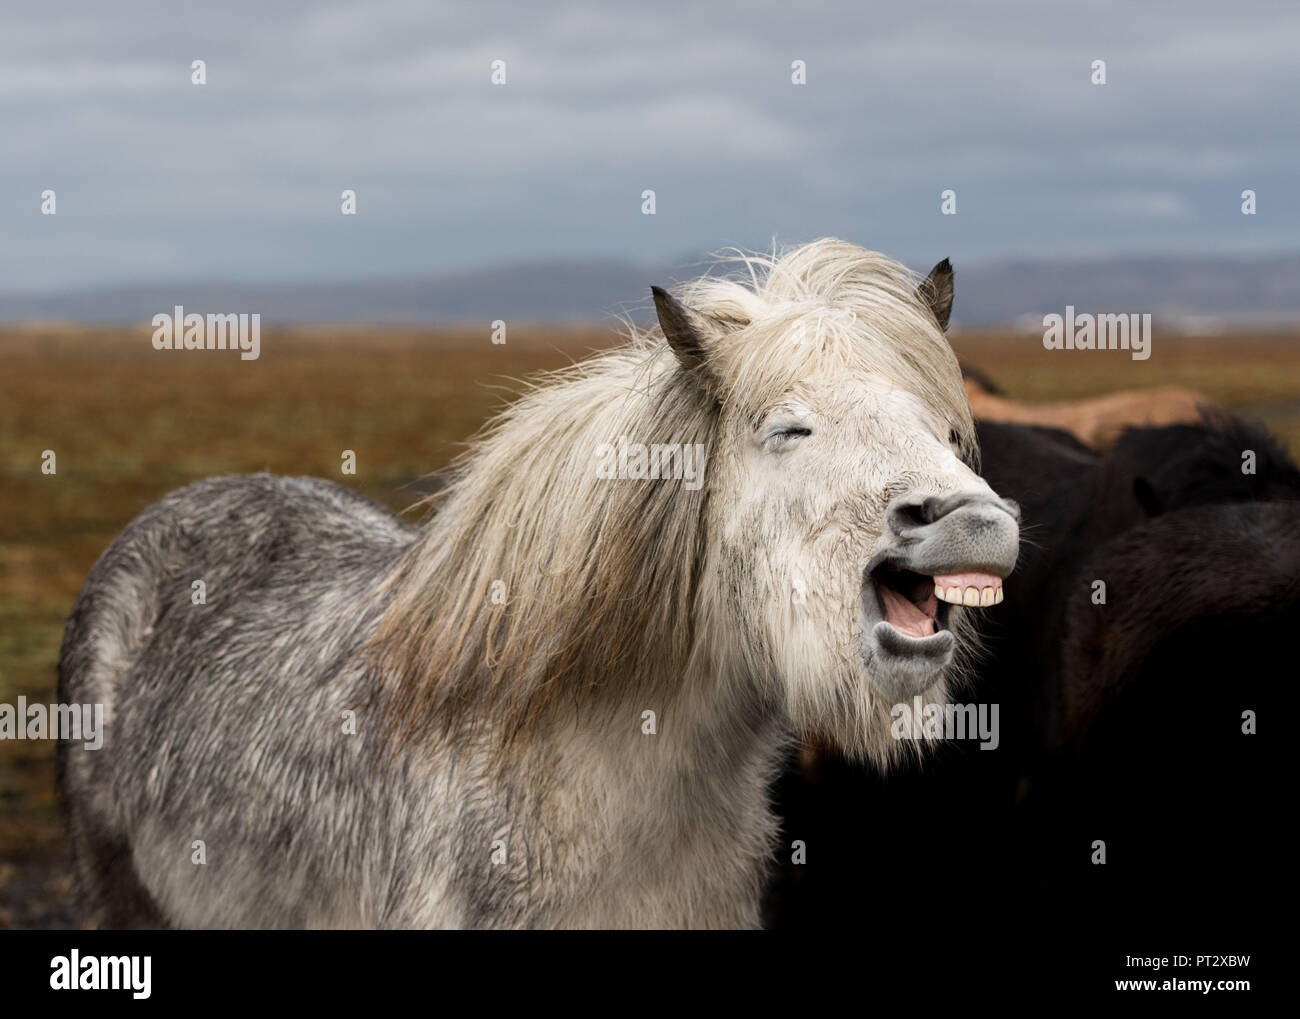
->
xmin=859 ymin=490 xmax=1020 ymax=699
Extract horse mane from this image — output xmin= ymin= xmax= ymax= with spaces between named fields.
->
xmin=368 ymin=238 xmax=975 ymax=750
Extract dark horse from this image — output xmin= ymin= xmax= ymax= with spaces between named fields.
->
xmin=765 ymin=410 xmax=1298 ymax=928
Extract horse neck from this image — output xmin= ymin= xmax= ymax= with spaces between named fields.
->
xmin=534 ymin=652 xmax=784 ymax=837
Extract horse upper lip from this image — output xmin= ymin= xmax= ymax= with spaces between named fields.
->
xmin=866 ymin=551 xmax=1010 ymax=584
xmin=882 ymin=493 xmax=1021 ymax=579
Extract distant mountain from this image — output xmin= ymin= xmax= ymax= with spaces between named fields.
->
xmin=952 ymin=254 xmax=1300 ymax=327
xmin=2 ymin=254 xmax=1297 ymax=326
xmin=0 ymin=259 xmax=676 ymax=327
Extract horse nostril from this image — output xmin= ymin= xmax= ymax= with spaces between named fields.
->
xmin=888 ymin=495 xmax=939 ymax=533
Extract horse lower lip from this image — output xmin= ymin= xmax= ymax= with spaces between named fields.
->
xmin=883 ymin=621 xmax=945 ymax=642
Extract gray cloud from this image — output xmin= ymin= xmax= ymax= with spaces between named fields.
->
xmin=2 ymin=0 xmax=1297 ymax=293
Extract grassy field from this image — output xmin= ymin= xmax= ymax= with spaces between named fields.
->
xmin=2 ymin=321 xmax=1298 ymax=926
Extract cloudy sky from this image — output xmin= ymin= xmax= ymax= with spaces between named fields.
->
xmin=2 ymin=0 xmax=1297 ymax=294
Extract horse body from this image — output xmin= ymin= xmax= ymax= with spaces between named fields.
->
xmin=60 ymin=475 xmax=411 ymax=927
xmin=961 ymin=367 xmax=1208 ymax=451
xmin=59 ymin=474 xmax=787 ymax=928
xmin=60 ymin=240 xmax=1020 ymax=928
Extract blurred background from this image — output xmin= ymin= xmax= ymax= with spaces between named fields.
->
xmin=2 ymin=0 xmax=1298 ymax=926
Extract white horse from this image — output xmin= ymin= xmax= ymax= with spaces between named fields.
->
xmin=59 ymin=238 xmax=1018 ymax=929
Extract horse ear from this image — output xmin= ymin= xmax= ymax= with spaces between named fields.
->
xmin=918 ymin=258 xmax=954 ymax=332
xmin=651 ymin=286 xmax=721 ymax=378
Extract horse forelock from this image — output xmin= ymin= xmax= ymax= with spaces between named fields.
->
xmin=676 ymin=238 xmax=975 ymax=456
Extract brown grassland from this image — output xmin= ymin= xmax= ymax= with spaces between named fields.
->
xmin=1 ymin=322 xmax=1298 ymax=926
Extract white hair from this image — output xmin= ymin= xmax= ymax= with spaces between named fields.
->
xmin=369 ymin=238 xmax=974 ymax=765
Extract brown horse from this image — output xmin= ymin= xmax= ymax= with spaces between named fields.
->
xmin=961 ymin=365 xmax=1207 ymax=450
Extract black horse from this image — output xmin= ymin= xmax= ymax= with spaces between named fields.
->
xmin=766 ymin=411 xmax=1298 ymax=928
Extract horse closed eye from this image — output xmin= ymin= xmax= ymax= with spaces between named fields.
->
xmin=764 ymin=426 xmax=812 ymax=451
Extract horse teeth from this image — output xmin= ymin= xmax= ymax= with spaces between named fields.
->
xmin=932 ymin=578 xmax=1006 ymax=606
